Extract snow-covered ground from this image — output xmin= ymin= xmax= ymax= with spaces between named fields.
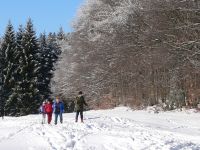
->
xmin=0 ymin=107 xmax=200 ymax=150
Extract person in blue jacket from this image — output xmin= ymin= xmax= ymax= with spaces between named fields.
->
xmin=53 ymin=96 xmax=64 ymax=125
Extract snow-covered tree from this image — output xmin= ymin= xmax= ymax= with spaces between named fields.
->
xmin=0 ymin=19 xmax=63 ymax=116
xmin=12 ymin=19 xmax=41 ymax=115
xmin=1 ymin=21 xmax=16 ymax=115
xmin=52 ymin=0 xmax=200 ymax=109
xmin=47 ymin=32 xmax=61 ymax=64
xmin=38 ymin=33 xmax=53 ymax=100
xmin=0 ymin=38 xmax=4 ymax=117
xmin=57 ymin=27 xmax=65 ymax=41
xmin=7 ymin=25 xmax=25 ymax=116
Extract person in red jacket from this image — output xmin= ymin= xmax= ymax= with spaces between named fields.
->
xmin=45 ymin=100 xmax=53 ymax=124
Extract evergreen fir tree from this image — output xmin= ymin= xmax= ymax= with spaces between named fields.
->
xmin=38 ymin=33 xmax=52 ymax=100
xmin=1 ymin=21 xmax=16 ymax=115
xmin=0 ymin=41 xmax=4 ymax=117
xmin=37 ymin=33 xmax=62 ymax=101
xmin=0 ymin=19 xmax=62 ymax=116
xmin=52 ymin=32 xmax=57 ymax=39
xmin=7 ymin=25 xmax=24 ymax=116
xmin=48 ymin=32 xmax=61 ymax=64
xmin=57 ymin=27 xmax=65 ymax=40
xmin=15 ymin=19 xmax=41 ymax=115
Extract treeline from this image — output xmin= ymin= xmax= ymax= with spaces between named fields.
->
xmin=0 ymin=19 xmax=61 ymax=116
xmin=53 ymin=0 xmax=200 ymax=109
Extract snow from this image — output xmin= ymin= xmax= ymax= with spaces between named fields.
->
xmin=0 ymin=107 xmax=200 ymax=150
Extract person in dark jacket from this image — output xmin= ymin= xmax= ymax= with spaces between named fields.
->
xmin=45 ymin=100 xmax=53 ymax=124
xmin=75 ymin=91 xmax=88 ymax=123
xmin=53 ymin=96 xmax=64 ymax=125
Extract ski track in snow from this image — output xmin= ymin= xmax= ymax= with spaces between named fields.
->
xmin=0 ymin=123 xmax=33 ymax=143
xmin=0 ymin=107 xmax=200 ymax=150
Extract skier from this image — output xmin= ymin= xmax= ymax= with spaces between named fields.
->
xmin=45 ymin=100 xmax=53 ymax=124
xmin=75 ymin=91 xmax=88 ymax=123
xmin=53 ymin=96 xmax=64 ymax=125
xmin=40 ymin=101 xmax=46 ymax=124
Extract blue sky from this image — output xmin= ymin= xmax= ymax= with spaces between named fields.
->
xmin=0 ymin=0 xmax=84 ymax=36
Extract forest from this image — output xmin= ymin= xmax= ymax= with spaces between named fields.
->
xmin=0 ymin=19 xmax=63 ymax=116
xmin=52 ymin=0 xmax=200 ymax=110
xmin=1 ymin=0 xmax=200 ymax=116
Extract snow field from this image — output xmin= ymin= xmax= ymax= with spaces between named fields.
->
xmin=0 ymin=107 xmax=200 ymax=150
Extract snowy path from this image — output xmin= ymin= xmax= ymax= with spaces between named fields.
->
xmin=0 ymin=107 xmax=200 ymax=150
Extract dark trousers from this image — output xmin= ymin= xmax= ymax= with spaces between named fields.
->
xmin=76 ymin=110 xmax=83 ymax=122
xmin=54 ymin=113 xmax=63 ymax=124
xmin=47 ymin=113 xmax=52 ymax=124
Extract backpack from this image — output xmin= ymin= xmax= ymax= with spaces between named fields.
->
xmin=75 ymin=96 xmax=84 ymax=111
xmin=55 ymin=103 xmax=60 ymax=114
xmin=76 ymin=96 xmax=82 ymax=105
